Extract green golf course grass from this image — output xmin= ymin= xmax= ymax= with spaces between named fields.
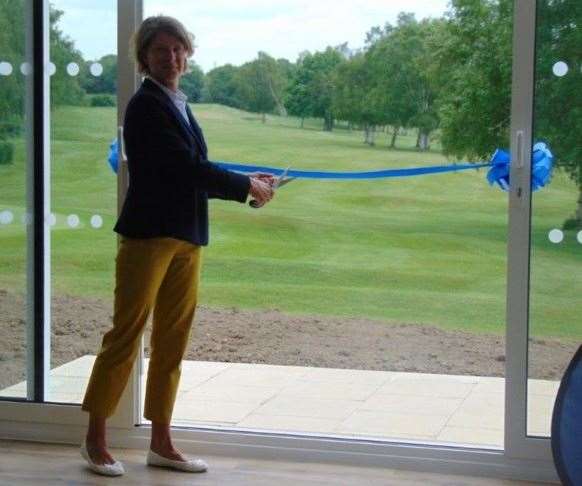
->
xmin=0 ymin=104 xmax=580 ymax=339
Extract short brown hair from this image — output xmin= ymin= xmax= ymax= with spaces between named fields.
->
xmin=132 ymin=15 xmax=195 ymax=74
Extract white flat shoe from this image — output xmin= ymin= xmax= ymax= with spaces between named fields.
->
xmin=146 ymin=449 xmax=208 ymax=473
xmin=80 ymin=440 xmax=125 ymax=477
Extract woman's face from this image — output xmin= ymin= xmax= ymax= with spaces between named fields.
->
xmin=146 ymin=31 xmax=188 ymax=87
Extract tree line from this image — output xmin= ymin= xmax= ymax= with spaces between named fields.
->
xmin=0 ymin=0 xmax=580 ymax=225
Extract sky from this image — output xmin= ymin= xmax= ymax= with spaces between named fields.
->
xmin=53 ymin=0 xmax=450 ymax=73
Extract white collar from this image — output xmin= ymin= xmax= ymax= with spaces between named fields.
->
xmin=148 ymin=76 xmax=188 ymax=103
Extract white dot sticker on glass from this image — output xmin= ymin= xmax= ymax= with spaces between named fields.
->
xmin=47 ymin=213 xmax=56 ymax=226
xmin=577 ymin=231 xmax=582 ymax=245
xmin=20 ymin=62 xmax=32 ymax=76
xmin=548 ymin=228 xmax=564 ymax=244
xmin=47 ymin=62 xmax=56 ymax=76
xmin=0 ymin=210 xmax=14 ymax=224
xmin=0 ymin=61 xmax=13 ymax=76
xmin=67 ymin=214 xmax=80 ymax=228
xmin=67 ymin=62 xmax=80 ymax=76
xmin=90 ymin=63 xmax=103 ymax=76
xmin=90 ymin=215 xmax=103 ymax=228
xmin=21 ymin=213 xmax=32 ymax=225
xmin=552 ymin=61 xmax=568 ymax=77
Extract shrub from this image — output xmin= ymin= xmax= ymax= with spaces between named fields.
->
xmin=562 ymin=217 xmax=582 ymax=231
xmin=0 ymin=118 xmax=22 ymax=138
xmin=90 ymin=94 xmax=116 ymax=107
xmin=0 ymin=141 xmax=14 ymax=165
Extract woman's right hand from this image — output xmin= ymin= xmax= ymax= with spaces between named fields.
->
xmin=249 ymin=177 xmax=275 ymax=207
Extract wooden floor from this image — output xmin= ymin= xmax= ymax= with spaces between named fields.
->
xmin=0 ymin=440 xmax=544 ymax=486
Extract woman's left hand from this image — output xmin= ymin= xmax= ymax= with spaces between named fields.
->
xmin=249 ymin=177 xmax=275 ymax=207
xmin=248 ymin=172 xmax=276 ymax=186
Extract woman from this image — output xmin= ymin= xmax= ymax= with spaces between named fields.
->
xmin=80 ymin=16 xmax=274 ymax=476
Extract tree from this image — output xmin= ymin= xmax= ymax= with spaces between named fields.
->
xmin=306 ymin=48 xmax=345 ymax=131
xmin=49 ymin=7 xmax=87 ymax=107
xmin=409 ymin=19 xmax=443 ymax=150
xmin=0 ymin=0 xmax=24 ymax=165
xmin=180 ymin=61 xmax=205 ymax=102
xmin=285 ymin=51 xmax=312 ymax=127
xmin=365 ymin=15 xmax=421 ymax=148
xmin=431 ymin=0 xmax=513 ymax=159
xmin=235 ymin=52 xmax=286 ymax=122
xmin=0 ymin=2 xmax=87 ymax=165
xmin=275 ymin=58 xmax=296 ymax=116
xmin=204 ymin=64 xmax=242 ymax=108
xmin=259 ymin=53 xmax=288 ymax=117
xmin=81 ymin=54 xmax=117 ymax=94
xmin=534 ymin=0 xmax=582 ymax=228
xmin=285 ymin=48 xmax=344 ymax=131
xmin=433 ymin=0 xmax=581 ymax=224
xmin=364 ymin=13 xmax=440 ymax=150
xmin=332 ymin=54 xmax=380 ymax=144
xmin=0 ymin=0 xmax=27 ymax=133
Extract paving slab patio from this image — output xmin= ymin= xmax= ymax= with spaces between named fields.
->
xmin=0 ymin=355 xmax=558 ymax=448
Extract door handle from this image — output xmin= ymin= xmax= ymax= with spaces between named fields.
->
xmin=117 ymin=126 xmax=127 ymax=162
xmin=516 ymin=130 xmax=525 ymax=169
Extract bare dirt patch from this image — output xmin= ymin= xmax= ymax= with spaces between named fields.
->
xmin=0 ymin=289 xmax=578 ymax=390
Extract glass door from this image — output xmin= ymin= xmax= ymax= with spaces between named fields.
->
xmin=505 ymin=0 xmax=578 ymax=465
xmin=46 ymin=0 xmax=119 ymax=405
xmin=0 ymin=0 xmax=33 ymax=400
xmin=139 ymin=0 xmax=514 ymax=449
xmin=527 ymin=0 xmax=581 ymax=438
xmin=0 ymin=1 xmax=565 ymax=479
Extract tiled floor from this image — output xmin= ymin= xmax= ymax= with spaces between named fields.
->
xmin=0 ymin=355 xmax=559 ymax=448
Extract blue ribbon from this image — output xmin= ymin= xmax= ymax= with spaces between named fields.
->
xmin=107 ymin=139 xmax=553 ymax=191
xmin=213 ymin=161 xmax=491 ymax=179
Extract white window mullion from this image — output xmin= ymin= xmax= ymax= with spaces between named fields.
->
xmin=113 ymin=0 xmax=144 ymax=428
xmin=505 ymin=0 xmax=552 ymax=461
xmin=24 ymin=0 xmax=51 ymax=403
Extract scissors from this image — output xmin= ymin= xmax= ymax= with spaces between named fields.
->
xmin=249 ymin=166 xmax=294 ymax=208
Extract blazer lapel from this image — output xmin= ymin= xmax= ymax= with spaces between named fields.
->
xmin=142 ymin=79 xmax=207 ymax=157
xmin=164 ymin=95 xmax=197 ymax=139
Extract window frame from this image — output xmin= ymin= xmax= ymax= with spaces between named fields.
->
xmin=0 ymin=0 xmax=558 ymax=481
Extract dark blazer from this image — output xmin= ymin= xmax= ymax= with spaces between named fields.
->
xmin=114 ymin=78 xmax=250 ymax=245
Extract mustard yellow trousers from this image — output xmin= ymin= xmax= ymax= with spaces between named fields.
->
xmin=81 ymin=237 xmax=202 ymax=424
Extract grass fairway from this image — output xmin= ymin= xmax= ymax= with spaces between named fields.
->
xmin=0 ymin=104 xmax=580 ymax=339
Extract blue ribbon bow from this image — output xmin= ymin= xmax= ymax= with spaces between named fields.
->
xmin=486 ymin=142 xmax=554 ymax=191
xmin=107 ymin=139 xmax=119 ymax=174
